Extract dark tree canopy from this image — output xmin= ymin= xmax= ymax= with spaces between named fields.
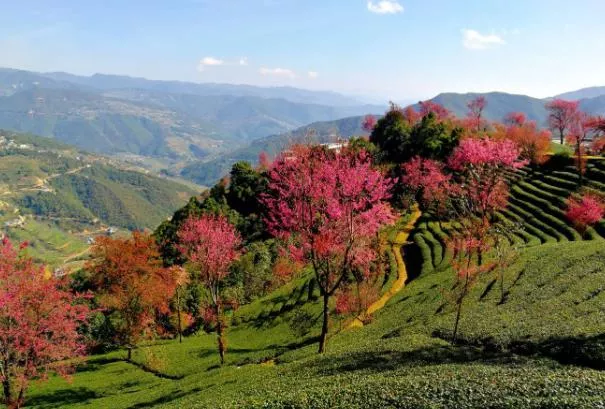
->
xmin=370 ymin=106 xmax=461 ymax=164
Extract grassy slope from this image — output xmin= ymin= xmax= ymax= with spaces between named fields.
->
xmin=27 ymin=236 xmax=605 ymax=408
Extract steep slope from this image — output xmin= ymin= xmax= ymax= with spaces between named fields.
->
xmin=0 ymin=130 xmax=198 ymax=265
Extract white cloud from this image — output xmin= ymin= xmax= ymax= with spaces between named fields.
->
xmin=367 ymin=1 xmax=404 ymax=14
xmin=259 ymin=67 xmax=296 ymax=79
xmin=197 ymin=56 xmax=224 ymax=71
xmin=308 ymin=71 xmax=319 ymax=79
xmin=239 ymin=57 xmax=248 ymax=66
xmin=462 ymin=29 xmax=505 ymax=50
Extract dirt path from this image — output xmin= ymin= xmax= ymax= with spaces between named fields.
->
xmin=347 ymin=206 xmax=422 ymax=329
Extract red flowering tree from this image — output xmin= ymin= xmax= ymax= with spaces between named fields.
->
xmin=567 ymin=112 xmax=597 ymax=185
xmin=263 ymin=145 xmax=395 ymax=353
xmin=362 ymin=115 xmax=377 ymax=133
xmin=1 ymin=239 xmax=90 ymax=409
xmin=466 ymin=96 xmax=487 ymax=132
xmin=504 ymin=112 xmax=527 ymax=127
xmin=565 ymin=194 xmax=605 ymax=237
xmin=494 ymin=119 xmax=552 ymax=165
xmin=448 ymin=138 xmax=526 ymax=221
xmin=178 ymin=215 xmax=241 ymax=364
xmin=546 ymin=99 xmax=580 ymax=144
xmin=402 ymin=156 xmax=454 ymax=222
xmin=88 ymin=232 xmax=178 ymax=361
xmin=419 ymin=100 xmax=450 ymax=121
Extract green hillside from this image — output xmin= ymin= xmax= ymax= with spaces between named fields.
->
xmin=0 ymin=130 xmax=198 ymax=266
xmin=24 ymin=155 xmax=605 ymax=408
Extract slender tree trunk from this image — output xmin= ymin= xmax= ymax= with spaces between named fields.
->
xmin=127 ymin=346 xmax=132 ymax=362
xmin=3 ymin=378 xmax=13 ymax=409
xmin=577 ymin=143 xmax=584 ymax=186
xmin=499 ymin=270 xmax=505 ymax=304
xmin=318 ymin=292 xmax=330 ymax=354
xmin=560 ymin=129 xmax=564 ymax=145
xmin=177 ymin=289 xmax=182 ymax=344
xmin=452 ymin=296 xmax=463 ymax=344
xmin=215 ymin=303 xmax=226 ymax=365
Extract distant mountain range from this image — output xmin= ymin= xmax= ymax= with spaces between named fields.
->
xmin=0 ymin=67 xmax=384 ymax=171
xmin=2 ymin=67 xmax=605 ymax=187
xmin=185 ymin=89 xmax=605 ymax=185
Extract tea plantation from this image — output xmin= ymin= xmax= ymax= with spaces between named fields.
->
xmin=25 ymin=159 xmax=605 ymax=408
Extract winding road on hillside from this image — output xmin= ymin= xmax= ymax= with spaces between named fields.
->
xmin=348 ymin=206 xmax=422 ymax=329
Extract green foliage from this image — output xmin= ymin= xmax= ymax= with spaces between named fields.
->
xmin=371 ymin=110 xmax=461 ymax=164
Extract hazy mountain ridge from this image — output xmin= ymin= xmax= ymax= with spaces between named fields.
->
xmin=0 ymin=67 xmax=384 ymax=171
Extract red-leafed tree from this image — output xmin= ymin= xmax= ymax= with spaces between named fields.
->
xmin=1 ymin=238 xmax=90 ymax=409
xmin=545 ymin=99 xmax=580 ymax=144
xmin=448 ymin=138 xmax=526 ymax=222
xmin=504 ymin=112 xmax=527 ymax=127
xmin=402 ymin=156 xmax=454 ymax=222
xmin=419 ymin=100 xmax=450 ymax=121
xmin=466 ymin=96 xmax=487 ymax=132
xmin=588 ymin=116 xmax=605 ymax=155
xmin=565 ymin=194 xmax=605 ymax=237
xmin=88 ymin=232 xmax=178 ymax=361
xmin=494 ymin=119 xmax=552 ymax=165
xmin=567 ymin=112 xmax=597 ymax=185
xmin=362 ymin=115 xmax=377 ymax=133
xmin=178 ymin=215 xmax=241 ymax=364
xmin=263 ymin=145 xmax=395 ymax=353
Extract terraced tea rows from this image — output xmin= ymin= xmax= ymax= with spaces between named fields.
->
xmin=412 ymin=159 xmax=605 ymax=274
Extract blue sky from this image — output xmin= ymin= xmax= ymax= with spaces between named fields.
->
xmin=1 ymin=0 xmax=604 ymax=102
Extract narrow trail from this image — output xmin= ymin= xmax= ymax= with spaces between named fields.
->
xmin=347 ymin=206 xmax=422 ymax=329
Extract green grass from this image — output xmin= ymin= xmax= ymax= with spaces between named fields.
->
xmin=25 ymin=239 xmax=605 ymax=409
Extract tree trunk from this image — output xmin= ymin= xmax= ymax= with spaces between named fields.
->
xmin=127 ymin=346 xmax=132 ymax=362
xmin=2 ymin=378 xmax=12 ymax=408
xmin=318 ymin=292 xmax=330 ymax=354
xmin=560 ymin=129 xmax=564 ymax=145
xmin=215 ymin=303 xmax=226 ymax=365
xmin=500 ymin=271 xmax=505 ymax=304
xmin=177 ymin=289 xmax=183 ymax=344
xmin=452 ymin=297 xmax=463 ymax=344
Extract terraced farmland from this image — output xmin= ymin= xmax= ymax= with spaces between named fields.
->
xmin=412 ymin=159 xmax=605 ymax=274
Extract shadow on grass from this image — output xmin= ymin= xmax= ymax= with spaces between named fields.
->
xmin=308 ymin=333 xmax=605 ymax=377
xmin=26 ymin=387 xmax=99 ymax=408
xmin=76 ymin=356 xmax=183 ymax=380
xmin=127 ymin=387 xmax=203 ymax=409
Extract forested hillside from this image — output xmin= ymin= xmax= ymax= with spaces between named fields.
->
xmin=0 ymin=129 xmax=197 ymax=266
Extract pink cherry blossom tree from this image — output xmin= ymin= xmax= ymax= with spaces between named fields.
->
xmin=565 ymin=194 xmax=605 ymax=237
xmin=546 ymin=99 xmax=580 ymax=144
xmin=178 ymin=215 xmax=241 ymax=364
xmin=0 ymin=238 xmax=90 ymax=409
xmin=263 ymin=145 xmax=396 ymax=353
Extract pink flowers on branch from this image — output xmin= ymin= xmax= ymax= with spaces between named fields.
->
xmin=0 ymin=238 xmax=90 ymax=409
xmin=263 ymin=145 xmax=395 ymax=353
xmin=178 ymin=215 xmax=241 ymax=364
xmin=565 ymin=194 xmax=605 ymax=237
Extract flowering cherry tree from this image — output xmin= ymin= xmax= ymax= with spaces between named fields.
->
xmin=263 ymin=145 xmax=395 ymax=353
xmin=565 ymin=194 xmax=605 ymax=237
xmin=402 ymin=156 xmax=454 ymax=222
xmin=567 ymin=112 xmax=597 ymax=185
xmin=448 ymin=138 xmax=526 ymax=221
xmin=466 ymin=96 xmax=487 ymax=132
xmin=494 ymin=117 xmax=552 ymax=165
xmin=546 ymin=99 xmax=580 ymax=144
xmin=362 ymin=114 xmax=377 ymax=133
xmin=419 ymin=100 xmax=450 ymax=121
xmin=1 ymin=238 xmax=90 ymax=409
xmin=178 ymin=215 xmax=241 ymax=364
